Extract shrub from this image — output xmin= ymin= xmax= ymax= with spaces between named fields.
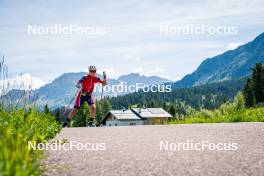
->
xmin=0 ymin=108 xmax=61 ymax=175
xmin=169 ymin=92 xmax=264 ymax=124
xmin=0 ymin=56 xmax=61 ymax=175
xmin=234 ymin=92 xmax=245 ymax=111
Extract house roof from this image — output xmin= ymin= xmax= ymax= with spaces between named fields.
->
xmin=101 ymin=108 xmax=172 ymax=124
xmin=131 ymin=108 xmax=173 ymax=118
xmin=109 ymin=110 xmax=141 ymax=120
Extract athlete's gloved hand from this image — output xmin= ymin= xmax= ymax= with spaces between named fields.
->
xmin=102 ymin=80 xmax=107 ymax=86
xmin=76 ymin=83 xmax=81 ymax=89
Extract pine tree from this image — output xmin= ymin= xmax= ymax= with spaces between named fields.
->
xmin=55 ymin=109 xmax=62 ymax=122
xmin=44 ymin=104 xmax=50 ymax=115
xmin=243 ymin=78 xmax=256 ymax=107
xmin=95 ymin=100 xmax=102 ymax=125
xmin=102 ymin=98 xmax=112 ymax=117
xmin=72 ymin=102 xmax=90 ymax=127
xmin=168 ymin=105 xmax=176 ymax=117
xmin=162 ymin=102 xmax=170 ymax=112
xmin=252 ymin=63 xmax=264 ymax=103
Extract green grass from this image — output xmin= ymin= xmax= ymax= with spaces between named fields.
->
xmin=0 ymin=108 xmax=61 ymax=176
xmin=168 ymin=107 xmax=264 ymax=124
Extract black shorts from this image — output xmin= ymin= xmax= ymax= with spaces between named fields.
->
xmin=74 ymin=91 xmax=94 ymax=109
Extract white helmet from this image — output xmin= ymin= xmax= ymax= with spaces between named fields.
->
xmin=89 ymin=65 xmax=97 ymax=71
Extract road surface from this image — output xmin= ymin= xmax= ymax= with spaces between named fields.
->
xmin=44 ymin=123 xmax=264 ymax=176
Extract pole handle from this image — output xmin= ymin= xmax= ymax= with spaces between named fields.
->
xmin=103 ymin=71 xmax=106 ymax=79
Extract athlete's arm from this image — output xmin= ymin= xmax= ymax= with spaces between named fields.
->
xmin=76 ymin=76 xmax=85 ymax=88
xmin=96 ymin=77 xmax=107 ymax=85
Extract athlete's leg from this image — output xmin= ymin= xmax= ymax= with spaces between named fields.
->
xmin=62 ymin=91 xmax=82 ymax=128
xmin=62 ymin=108 xmax=79 ymax=128
xmin=68 ymin=90 xmax=83 ymax=121
xmin=67 ymin=108 xmax=79 ymax=121
xmin=88 ymin=94 xmax=96 ymax=126
xmin=90 ymin=104 xmax=96 ymax=119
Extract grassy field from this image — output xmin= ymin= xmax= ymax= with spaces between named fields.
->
xmin=168 ymin=107 xmax=264 ymax=124
xmin=0 ymin=108 xmax=61 ymax=176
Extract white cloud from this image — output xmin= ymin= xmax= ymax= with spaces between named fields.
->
xmin=0 ymin=73 xmax=47 ymax=93
xmin=132 ymin=67 xmax=144 ymax=73
xmin=125 ymin=55 xmax=141 ymax=61
xmin=152 ymin=67 xmax=164 ymax=73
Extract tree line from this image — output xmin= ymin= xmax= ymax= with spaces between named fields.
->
xmin=109 ymin=78 xmax=246 ymax=112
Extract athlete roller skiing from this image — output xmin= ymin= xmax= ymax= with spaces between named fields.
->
xmin=62 ymin=66 xmax=107 ymax=128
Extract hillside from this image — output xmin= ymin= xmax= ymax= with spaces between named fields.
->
xmin=173 ymin=32 xmax=264 ymax=88
xmin=110 ymin=78 xmax=247 ymax=110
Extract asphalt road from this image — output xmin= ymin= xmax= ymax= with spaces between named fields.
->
xmin=43 ymin=123 xmax=264 ymax=176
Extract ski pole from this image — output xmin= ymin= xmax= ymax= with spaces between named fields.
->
xmin=63 ymin=88 xmax=81 ymax=117
xmin=100 ymin=71 xmax=106 ymax=112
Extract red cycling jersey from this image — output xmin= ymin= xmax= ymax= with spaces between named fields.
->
xmin=78 ymin=75 xmax=103 ymax=93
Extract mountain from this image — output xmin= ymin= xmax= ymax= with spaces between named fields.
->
xmin=118 ymin=73 xmax=169 ymax=85
xmin=34 ymin=72 xmax=170 ymax=108
xmin=173 ymin=32 xmax=264 ymax=88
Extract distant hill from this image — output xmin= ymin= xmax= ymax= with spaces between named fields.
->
xmin=173 ymin=32 xmax=264 ymax=88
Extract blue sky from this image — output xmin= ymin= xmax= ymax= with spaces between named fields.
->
xmin=0 ymin=0 xmax=264 ymax=81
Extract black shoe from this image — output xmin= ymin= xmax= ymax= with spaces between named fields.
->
xmin=89 ymin=124 xmax=95 ymax=127
xmin=88 ymin=118 xmax=95 ymax=127
xmin=62 ymin=121 xmax=68 ymax=128
xmin=62 ymin=119 xmax=70 ymax=128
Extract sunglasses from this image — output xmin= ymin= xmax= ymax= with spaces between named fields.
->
xmin=90 ymin=70 xmax=96 ymax=73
